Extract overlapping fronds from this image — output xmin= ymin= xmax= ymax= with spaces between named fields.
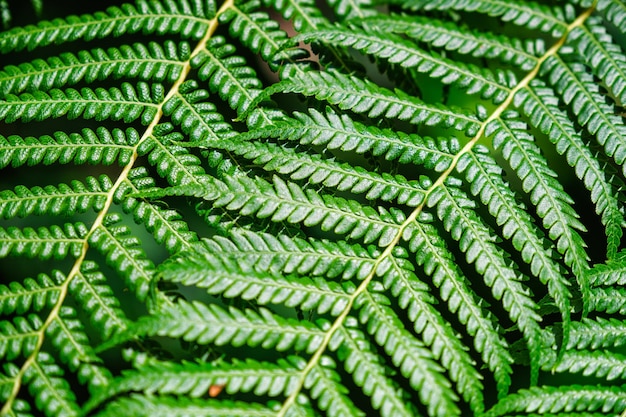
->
xmin=2 ymin=0 xmax=626 ymax=417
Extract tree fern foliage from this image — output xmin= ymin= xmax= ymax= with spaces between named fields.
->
xmin=2 ymin=0 xmax=626 ymax=416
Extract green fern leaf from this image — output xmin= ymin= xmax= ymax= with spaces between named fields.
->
xmin=484 ymin=385 xmax=626 ymax=416
xmin=87 ymin=356 xmax=305 ymax=411
xmin=158 ymin=248 xmax=353 ymax=315
xmin=0 ymin=127 xmax=138 ymax=168
xmin=363 ymin=14 xmax=543 ymax=71
xmin=0 ymin=41 xmax=190 ymax=98
xmin=0 ymin=82 xmax=160 ymax=124
xmin=0 ymin=0 xmax=214 ymax=53
xmin=237 ymin=107 xmax=457 ymax=170
xmin=94 ymin=395 xmax=279 ymax=417
xmin=0 ymin=223 xmax=86 ymax=259
xmin=253 ymin=71 xmax=480 ymax=135
xmin=0 ymin=176 xmax=111 ymax=219
xmin=395 ymin=0 xmax=571 ymax=36
xmin=2 ymin=1 xmax=626 ymax=416
xmin=126 ymin=299 xmax=327 ymax=353
xmin=0 ymin=274 xmax=60 ymax=315
xmin=296 ymin=27 xmax=513 ymax=103
xmin=514 ymin=81 xmax=625 ymax=258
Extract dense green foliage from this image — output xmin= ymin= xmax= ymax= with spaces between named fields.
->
xmin=1 ymin=0 xmax=626 ymax=416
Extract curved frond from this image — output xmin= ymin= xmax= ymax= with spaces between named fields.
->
xmin=158 ymin=248 xmax=353 ymax=315
xmin=127 ymin=299 xmax=327 ymax=354
xmin=202 ymin=138 xmax=427 ymax=206
xmin=356 ymin=288 xmax=462 ymax=417
xmin=237 ymin=108 xmax=457 ymax=170
xmin=484 ymin=385 xmax=626 ymax=416
xmin=0 ymin=82 xmax=160 ymax=124
xmin=0 ymin=0 xmax=214 ymax=53
xmin=330 ymin=320 xmax=420 ymax=417
xmin=296 ymin=28 xmax=513 ymax=103
xmin=0 ymin=41 xmax=190 ymax=97
xmin=86 ymin=356 xmax=305 ymax=411
xmin=254 ymin=70 xmax=481 ymax=136
xmin=425 ymin=181 xmax=543 ymax=383
xmin=0 ymin=274 xmax=60 ymax=315
xmin=405 ymin=212 xmax=513 ymax=397
xmin=94 ymin=395 xmax=277 ymax=417
xmin=362 ymin=14 xmax=542 ymax=71
xmin=0 ymin=176 xmax=111 ymax=219
xmin=543 ymin=55 xmax=626 ymax=177
xmin=394 ymin=0 xmax=571 ymax=36
xmin=0 ymin=223 xmax=86 ymax=259
xmin=514 ymin=81 xmax=625 ymax=258
xmin=0 ymin=127 xmax=138 ymax=169
xmin=200 ymin=228 xmax=377 ymax=280
xmin=568 ymin=317 xmax=626 ymax=350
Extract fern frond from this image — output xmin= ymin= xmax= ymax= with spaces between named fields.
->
xmin=514 ymin=81 xmax=625 ymax=259
xmin=458 ymin=145 xmax=572 ymax=347
xmin=488 ymin=116 xmax=589 ymax=302
xmin=594 ymin=0 xmax=626 ymax=33
xmin=0 ymin=41 xmax=190 ymax=98
xmin=426 ymin=181 xmax=543 ymax=383
xmin=0 ymin=82 xmax=160 ymax=124
xmin=327 ymin=0 xmax=377 ymax=21
xmin=0 ymin=127 xmax=138 ymax=169
xmin=296 ymin=28 xmax=513 ymax=103
xmin=0 ymin=0 xmax=214 ymax=53
xmin=45 ymin=307 xmax=111 ymax=389
xmin=395 ymin=0 xmax=570 ymax=36
xmin=484 ymin=384 xmax=626 ymax=416
xmin=543 ymin=55 xmax=626 ymax=177
xmin=589 ymin=286 xmax=626 ymax=314
xmin=94 ymin=395 xmax=277 ymax=417
xmin=260 ymin=0 xmax=328 ymax=31
xmin=191 ymin=36 xmax=271 ymax=120
xmin=200 ymin=229 xmax=377 ymax=280
xmin=376 ymin=258 xmax=485 ymax=412
xmin=158 ymin=249 xmax=353 ymax=315
xmin=568 ymin=317 xmax=626 ymax=350
xmin=152 ymin=176 xmax=403 ymax=246
xmin=363 ymin=14 xmax=542 ymax=71
xmin=587 ymin=250 xmax=626 ymax=286
xmin=0 ymin=176 xmax=111 ymax=219
xmin=0 ymin=315 xmax=40 ymax=361
xmin=88 ymin=214 xmax=155 ymax=301
xmin=87 ymin=357 xmax=305 ymax=411
xmin=161 ymin=81 xmax=238 ymax=143
xmin=219 ymin=1 xmax=307 ymax=70
xmin=0 ymin=274 xmax=60 ymax=315
xmin=570 ymin=18 xmax=626 ymax=106
xmin=0 ymin=223 xmax=86 ymax=259
xmin=331 ymin=320 xmax=419 ymax=417
xmin=356 ymin=288 xmax=462 ymax=417
xmin=406 ymin=213 xmax=513 ymax=397
xmin=305 ymin=357 xmax=363 ymax=416
xmin=117 ymin=168 xmax=198 ymax=253
xmin=128 ymin=299 xmax=326 ymax=353
xmin=67 ymin=261 xmax=128 ymax=338
xmin=22 ymin=352 xmax=80 ymax=417
xmin=253 ymin=71 xmax=480 ymax=136
xmin=139 ymin=136 xmax=211 ymax=187
xmin=239 ymin=107 xmax=457 ymax=170
xmin=1 ymin=1 xmax=624 ymax=416
xmin=203 ymin=139 xmax=427 ymax=206
xmin=551 ymin=349 xmax=626 ymax=381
